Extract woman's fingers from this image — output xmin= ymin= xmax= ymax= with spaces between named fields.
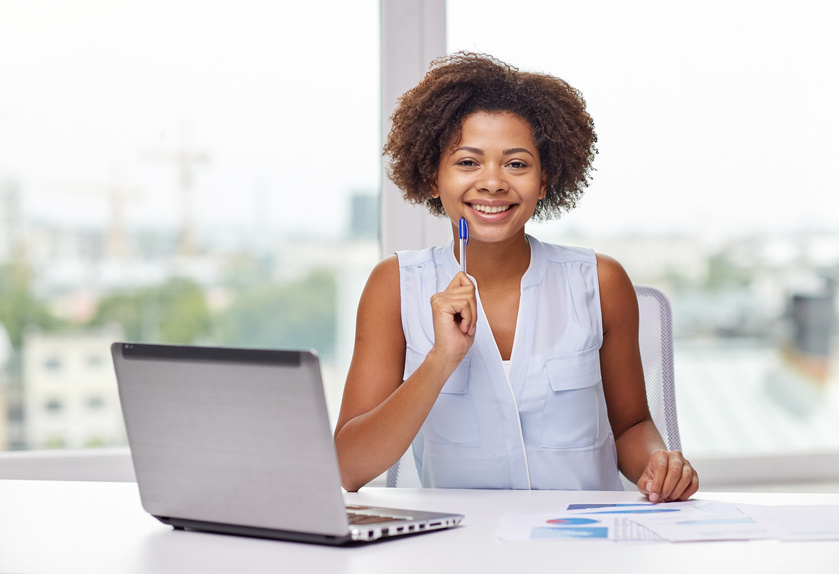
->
xmin=429 ymin=272 xmax=478 ymax=358
xmin=639 ymin=450 xmax=699 ymax=503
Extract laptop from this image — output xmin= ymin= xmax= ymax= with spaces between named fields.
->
xmin=111 ymin=342 xmax=463 ymax=545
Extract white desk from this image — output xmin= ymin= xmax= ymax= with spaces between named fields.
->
xmin=1 ymin=480 xmax=838 ymax=574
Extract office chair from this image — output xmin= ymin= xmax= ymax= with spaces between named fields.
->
xmin=386 ymin=285 xmax=681 ymax=490
xmin=619 ymin=285 xmax=681 ymax=490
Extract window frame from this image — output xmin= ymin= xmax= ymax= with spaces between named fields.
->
xmin=1 ymin=0 xmax=837 ymax=490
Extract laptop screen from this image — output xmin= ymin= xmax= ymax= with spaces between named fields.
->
xmin=113 ymin=343 xmax=349 ymax=536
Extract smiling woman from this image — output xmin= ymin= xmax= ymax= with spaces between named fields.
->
xmin=334 ymin=51 xmax=699 ymax=501
xmin=384 ymin=52 xmax=595 ymax=221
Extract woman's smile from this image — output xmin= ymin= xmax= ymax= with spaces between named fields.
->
xmin=469 ymin=202 xmax=514 ymax=215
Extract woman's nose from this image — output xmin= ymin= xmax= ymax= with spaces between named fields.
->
xmin=477 ymin=165 xmax=508 ymax=193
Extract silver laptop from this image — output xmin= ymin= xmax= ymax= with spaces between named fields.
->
xmin=112 ymin=342 xmax=463 ymax=545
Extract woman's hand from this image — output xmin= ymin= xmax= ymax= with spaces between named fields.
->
xmin=637 ymin=450 xmax=699 ymax=503
xmin=428 ymin=272 xmax=477 ymax=364
xmin=334 ymin=259 xmax=477 ymax=491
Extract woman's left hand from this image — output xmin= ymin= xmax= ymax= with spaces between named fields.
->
xmin=637 ymin=450 xmax=699 ymax=503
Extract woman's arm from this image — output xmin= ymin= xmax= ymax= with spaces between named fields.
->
xmin=333 ymin=256 xmax=477 ymax=492
xmin=597 ymin=254 xmax=699 ymax=502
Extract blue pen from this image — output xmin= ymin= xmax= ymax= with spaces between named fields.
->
xmin=458 ymin=217 xmax=469 ymax=274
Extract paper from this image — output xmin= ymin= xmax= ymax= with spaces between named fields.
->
xmin=496 ymin=500 xmax=839 ymax=543
xmin=498 ymin=502 xmax=668 ymax=542
xmin=736 ymin=503 xmax=839 ymax=541
xmin=622 ymin=500 xmax=773 ymax=542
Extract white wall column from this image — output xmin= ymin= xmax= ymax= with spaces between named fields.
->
xmin=380 ymin=0 xmax=451 ymax=257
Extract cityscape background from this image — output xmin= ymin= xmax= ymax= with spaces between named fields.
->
xmin=0 ymin=0 xmax=837 ymax=460
xmin=2 ymin=178 xmax=837 ymax=457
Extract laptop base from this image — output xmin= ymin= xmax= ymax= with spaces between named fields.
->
xmin=157 ymin=515 xmax=355 ymax=546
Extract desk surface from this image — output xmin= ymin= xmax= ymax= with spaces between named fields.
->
xmin=2 ymin=480 xmax=838 ymax=574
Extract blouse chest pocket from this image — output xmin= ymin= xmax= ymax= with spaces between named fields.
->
xmin=540 ymin=348 xmax=602 ymax=449
xmin=421 ymin=357 xmax=481 ymax=448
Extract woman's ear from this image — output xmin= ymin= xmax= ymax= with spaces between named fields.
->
xmin=430 ymin=179 xmax=440 ymax=198
xmin=538 ymin=172 xmax=548 ymax=200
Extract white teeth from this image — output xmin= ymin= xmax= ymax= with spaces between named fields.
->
xmin=472 ymin=204 xmax=511 ymax=214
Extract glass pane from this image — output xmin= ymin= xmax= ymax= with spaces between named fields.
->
xmin=448 ymin=0 xmax=839 ymax=457
xmin=0 ymin=0 xmax=381 ymax=449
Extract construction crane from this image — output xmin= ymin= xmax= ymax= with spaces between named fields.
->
xmin=146 ymin=144 xmax=209 ymax=257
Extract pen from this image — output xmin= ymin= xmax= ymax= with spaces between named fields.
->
xmin=459 ymin=217 xmax=469 ymax=274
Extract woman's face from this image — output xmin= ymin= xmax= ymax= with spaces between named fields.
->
xmin=432 ymin=111 xmax=546 ymax=245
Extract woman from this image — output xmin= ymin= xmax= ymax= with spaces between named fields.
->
xmin=334 ymin=52 xmax=698 ymax=502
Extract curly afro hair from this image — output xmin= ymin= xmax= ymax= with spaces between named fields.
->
xmin=383 ymin=52 xmax=598 ymax=221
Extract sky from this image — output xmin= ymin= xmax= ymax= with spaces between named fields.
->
xmin=1 ymin=0 xmax=837 ymax=241
xmin=0 ymin=0 xmax=381 ymax=237
xmin=448 ymin=0 xmax=839 ymax=238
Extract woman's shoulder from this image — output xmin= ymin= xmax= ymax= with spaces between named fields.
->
xmin=595 ymin=253 xmax=638 ymax=325
xmin=366 ymin=254 xmax=400 ymax=289
xmin=356 ymin=255 xmax=403 ymax=329
xmin=595 ymin=253 xmax=631 ymax=288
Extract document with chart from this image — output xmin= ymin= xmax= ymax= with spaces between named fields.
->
xmin=497 ymin=500 xmax=839 ymax=543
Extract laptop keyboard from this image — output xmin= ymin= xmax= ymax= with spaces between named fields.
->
xmin=347 ymin=513 xmax=405 ymax=525
xmin=346 ymin=505 xmax=412 ymax=525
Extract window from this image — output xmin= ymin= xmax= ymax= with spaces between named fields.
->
xmin=3 ymin=1 xmax=836 ymax=489
xmin=0 ymin=1 xmax=381 ymax=450
xmin=448 ymin=0 xmax=839 ymax=460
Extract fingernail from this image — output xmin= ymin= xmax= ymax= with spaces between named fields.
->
xmin=650 ymin=492 xmax=660 ymax=503
xmin=645 ymin=481 xmax=652 ymax=493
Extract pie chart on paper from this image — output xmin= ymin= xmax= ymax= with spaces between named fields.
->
xmin=545 ymin=517 xmax=600 ymax=526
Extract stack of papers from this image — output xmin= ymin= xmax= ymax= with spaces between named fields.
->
xmin=497 ymin=500 xmax=839 ymax=542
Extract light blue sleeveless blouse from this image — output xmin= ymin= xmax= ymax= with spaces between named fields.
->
xmin=397 ymin=235 xmax=623 ymax=491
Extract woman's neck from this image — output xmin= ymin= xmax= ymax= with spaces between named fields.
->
xmin=453 ymin=231 xmax=531 ymax=288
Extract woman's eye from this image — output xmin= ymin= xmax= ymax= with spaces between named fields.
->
xmin=508 ymin=161 xmax=527 ymax=169
xmin=457 ymin=159 xmax=478 ymax=167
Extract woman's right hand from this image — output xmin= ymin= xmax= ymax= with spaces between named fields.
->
xmin=428 ymin=272 xmax=478 ymax=364
xmin=334 ymin=260 xmax=476 ymax=491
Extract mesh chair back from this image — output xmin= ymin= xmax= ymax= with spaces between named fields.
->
xmin=619 ymin=285 xmax=681 ymax=490
xmin=387 ymin=285 xmax=681 ymax=489
xmin=633 ymin=286 xmax=681 ymax=451
xmin=386 ymin=443 xmax=422 ymax=488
